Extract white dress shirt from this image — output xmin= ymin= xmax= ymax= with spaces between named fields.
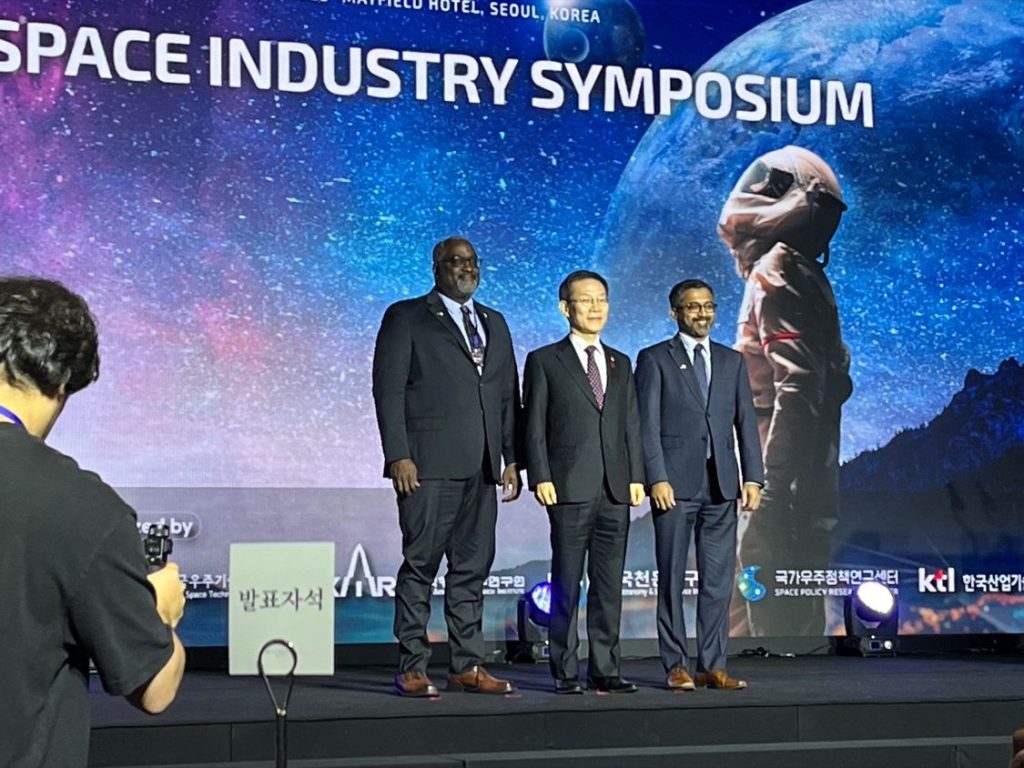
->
xmin=568 ymin=333 xmax=607 ymax=389
xmin=678 ymin=332 xmax=711 ymax=388
xmin=439 ymin=293 xmax=487 ymax=351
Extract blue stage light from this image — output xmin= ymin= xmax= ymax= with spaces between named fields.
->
xmin=841 ymin=580 xmax=899 ymax=657
xmin=511 ymin=581 xmax=552 ymax=663
xmin=853 ymin=581 xmax=896 ymax=622
xmin=527 ymin=582 xmax=552 ymax=628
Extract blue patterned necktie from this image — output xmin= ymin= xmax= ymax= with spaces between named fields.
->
xmin=461 ymin=305 xmax=485 ymax=367
xmin=694 ymin=344 xmax=711 ymax=458
xmin=586 ymin=345 xmax=604 ymax=409
xmin=693 ymin=343 xmax=709 ymax=404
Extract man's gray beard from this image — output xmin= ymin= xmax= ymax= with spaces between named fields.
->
xmin=456 ymin=276 xmax=479 ymax=295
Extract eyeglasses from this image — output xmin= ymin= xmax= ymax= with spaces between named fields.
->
xmin=442 ymin=255 xmax=480 ymax=269
xmin=678 ymin=302 xmax=718 ymax=313
xmin=567 ymin=296 xmax=609 ymax=308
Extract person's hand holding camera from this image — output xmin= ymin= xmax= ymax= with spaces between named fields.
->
xmin=147 ymin=563 xmax=186 ymax=629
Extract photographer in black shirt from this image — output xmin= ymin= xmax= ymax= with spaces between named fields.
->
xmin=0 ymin=277 xmax=185 ymax=768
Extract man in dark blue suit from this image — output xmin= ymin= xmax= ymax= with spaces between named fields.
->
xmin=523 ymin=271 xmax=645 ymax=695
xmin=372 ymin=236 xmax=522 ymax=698
xmin=635 ymin=279 xmax=763 ymax=691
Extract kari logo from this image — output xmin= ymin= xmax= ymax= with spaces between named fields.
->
xmin=335 ymin=544 xmax=396 ymax=598
xmin=918 ymin=567 xmax=956 ymax=593
xmin=738 ymin=565 xmax=767 ymax=602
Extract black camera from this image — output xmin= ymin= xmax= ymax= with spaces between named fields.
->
xmin=143 ymin=524 xmax=173 ymax=569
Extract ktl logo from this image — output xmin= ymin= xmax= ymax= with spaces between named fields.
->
xmin=918 ymin=567 xmax=956 ymax=593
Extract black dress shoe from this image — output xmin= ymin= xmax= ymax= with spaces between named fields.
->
xmin=554 ymin=678 xmax=584 ymax=695
xmin=589 ymin=676 xmax=639 ymax=694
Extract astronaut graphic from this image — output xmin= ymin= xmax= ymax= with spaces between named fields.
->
xmin=718 ymin=146 xmax=853 ymax=637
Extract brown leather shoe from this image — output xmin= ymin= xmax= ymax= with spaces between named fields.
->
xmin=666 ymin=666 xmax=695 ymax=691
xmin=394 ymin=671 xmax=440 ymax=698
xmin=447 ymin=665 xmax=517 ymax=694
xmin=695 ymin=669 xmax=747 ymax=690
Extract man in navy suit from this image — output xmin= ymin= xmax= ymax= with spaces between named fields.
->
xmin=635 ymin=279 xmax=763 ymax=690
xmin=523 ymin=270 xmax=645 ymax=695
xmin=372 ymin=236 xmax=522 ymax=698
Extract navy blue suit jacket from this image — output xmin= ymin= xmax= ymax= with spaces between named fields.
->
xmin=634 ymin=336 xmax=763 ymax=499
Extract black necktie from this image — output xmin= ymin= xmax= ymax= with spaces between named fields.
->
xmin=461 ymin=306 xmax=485 ymax=367
xmin=693 ymin=343 xmax=709 ymax=404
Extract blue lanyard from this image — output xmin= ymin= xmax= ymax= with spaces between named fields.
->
xmin=0 ymin=404 xmax=25 ymax=429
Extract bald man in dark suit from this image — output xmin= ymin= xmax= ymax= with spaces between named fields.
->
xmin=372 ymin=236 xmax=521 ymax=698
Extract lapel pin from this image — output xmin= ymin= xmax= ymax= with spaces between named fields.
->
xmin=679 ymin=363 xmax=688 ymax=370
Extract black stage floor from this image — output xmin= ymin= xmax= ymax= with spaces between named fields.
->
xmin=90 ymin=654 xmax=1024 ymax=768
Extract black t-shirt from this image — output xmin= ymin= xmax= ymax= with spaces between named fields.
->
xmin=0 ymin=423 xmax=174 ymax=768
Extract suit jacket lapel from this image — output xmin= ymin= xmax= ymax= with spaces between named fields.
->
xmin=605 ymin=346 xmax=622 ymax=404
xmin=426 ymin=290 xmax=473 ymax=363
xmin=477 ymin=305 xmax=495 ymax=374
xmin=707 ymin=341 xmax=723 ymax=402
xmin=555 ymin=337 xmax=601 ymax=412
xmin=668 ymin=335 xmax=706 ymax=407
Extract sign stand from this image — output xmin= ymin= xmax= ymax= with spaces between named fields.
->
xmin=258 ymin=639 xmax=297 ymax=768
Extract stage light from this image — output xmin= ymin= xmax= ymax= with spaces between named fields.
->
xmin=511 ymin=581 xmax=551 ymax=663
xmin=840 ymin=580 xmax=899 ymax=657
xmin=526 ymin=581 xmax=552 ymax=628
xmin=853 ymin=581 xmax=896 ymax=622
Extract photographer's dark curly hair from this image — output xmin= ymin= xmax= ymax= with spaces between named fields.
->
xmin=0 ymin=277 xmax=100 ymax=398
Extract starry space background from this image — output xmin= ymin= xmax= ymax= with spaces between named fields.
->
xmin=600 ymin=0 xmax=1024 ymax=465
xmin=1 ymin=0 xmax=820 ymax=488
xmin=2 ymin=0 xmax=1022 ymax=641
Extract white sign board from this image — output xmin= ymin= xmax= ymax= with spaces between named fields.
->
xmin=228 ymin=542 xmax=335 ymax=675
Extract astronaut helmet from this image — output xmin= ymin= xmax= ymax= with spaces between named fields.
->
xmin=717 ymin=145 xmax=847 ymax=277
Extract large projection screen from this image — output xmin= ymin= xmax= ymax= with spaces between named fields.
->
xmin=2 ymin=0 xmax=1022 ymax=645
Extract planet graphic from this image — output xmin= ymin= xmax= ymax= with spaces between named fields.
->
xmin=596 ymin=0 xmax=1024 ymax=459
xmin=543 ymin=0 xmax=645 ymax=70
